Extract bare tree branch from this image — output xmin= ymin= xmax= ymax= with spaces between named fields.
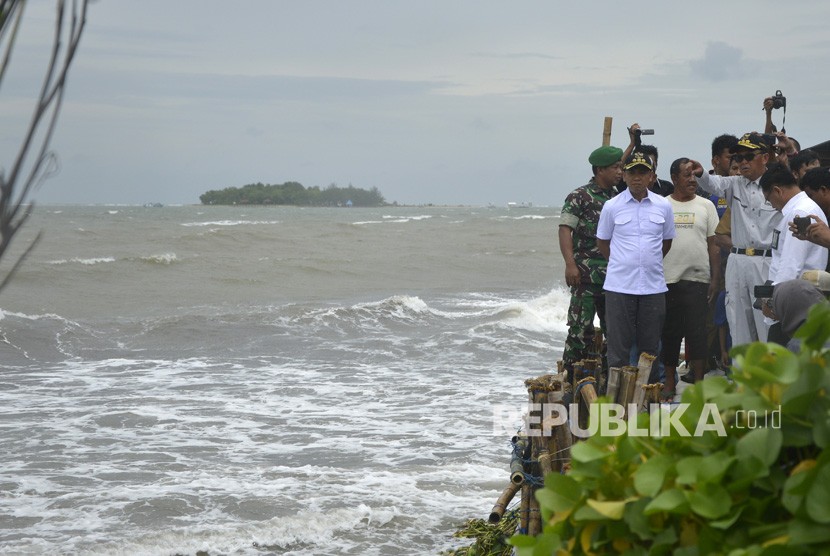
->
xmin=0 ymin=0 xmax=88 ymax=292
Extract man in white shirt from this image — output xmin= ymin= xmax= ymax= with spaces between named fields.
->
xmin=660 ymin=158 xmax=720 ymax=397
xmin=597 ymin=152 xmax=675 ymax=381
xmin=758 ymin=163 xmax=828 ymax=344
xmin=690 ymin=132 xmax=782 ymax=345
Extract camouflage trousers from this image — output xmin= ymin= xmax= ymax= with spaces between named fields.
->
xmin=563 ymin=283 xmax=607 ymax=376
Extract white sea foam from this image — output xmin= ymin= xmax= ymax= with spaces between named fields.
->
xmin=139 ymin=253 xmax=178 ymax=264
xmin=354 ymin=215 xmax=433 ymax=225
xmin=180 ymin=220 xmax=281 ymax=227
xmin=49 ymin=256 xmax=116 ymax=265
xmin=1 ymin=205 xmax=569 ymax=555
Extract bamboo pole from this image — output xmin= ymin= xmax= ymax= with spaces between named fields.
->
xmin=528 ymin=494 xmax=542 ymax=537
xmin=577 ymin=377 xmax=598 ymax=406
xmin=607 ymin=366 xmax=621 ymax=403
xmin=520 ymin=483 xmax=530 ymax=534
xmin=602 ymin=116 xmax=613 ymax=146
xmin=618 ymin=366 xmax=639 ymax=417
xmin=510 ymin=435 xmax=528 ymax=485
xmin=632 ymin=352 xmax=657 ymax=410
xmin=489 ymin=481 xmax=522 ymax=523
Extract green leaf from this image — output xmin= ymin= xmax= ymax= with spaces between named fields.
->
xmin=623 ymin=497 xmax=653 ymax=540
xmin=793 ymin=301 xmax=830 ymax=350
xmin=586 ymin=498 xmax=628 ymax=520
xmin=698 ymin=452 xmax=736 ymax=484
xmin=782 ymin=470 xmax=810 ymax=516
xmin=710 ymin=505 xmax=744 ymax=529
xmin=700 ymin=376 xmax=731 ymax=400
xmin=633 ymin=454 xmax=672 ymax=497
xmin=688 ymin=482 xmax=731 ymax=519
xmin=736 ymin=427 xmax=782 ymax=467
xmin=676 ymin=456 xmax=703 ymax=486
xmin=644 ymin=488 xmax=689 ymax=515
xmin=571 ymin=440 xmax=611 ymax=463
xmin=788 ymin=516 xmax=830 ymax=544
xmin=573 ymin=502 xmax=606 ymax=521
xmin=805 ymin=462 xmax=830 ymax=523
xmin=811 ymin=405 xmax=830 ymax=449
xmin=781 ymin=363 xmax=824 ymax=416
xmin=538 ymin=473 xmax=582 ymax=513
xmin=531 ymin=532 xmax=561 ymax=556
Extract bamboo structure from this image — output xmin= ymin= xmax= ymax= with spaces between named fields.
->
xmin=602 ymin=116 xmax=613 ymax=146
xmin=485 ymin=357 xmax=665 ymax=543
xmin=510 ymin=435 xmax=528 ymax=485
xmin=607 ymin=366 xmax=621 ymax=402
xmin=488 ymin=481 xmax=521 ymax=524
xmin=632 ymin=352 xmax=657 ymax=410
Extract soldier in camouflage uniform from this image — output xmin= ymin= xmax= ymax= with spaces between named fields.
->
xmin=558 ymin=145 xmax=623 ymax=380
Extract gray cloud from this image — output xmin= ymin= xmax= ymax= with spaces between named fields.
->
xmin=470 ymin=51 xmax=561 ymax=61
xmin=689 ymin=41 xmax=752 ymax=82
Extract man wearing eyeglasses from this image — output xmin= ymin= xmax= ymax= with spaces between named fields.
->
xmin=690 ymin=132 xmax=782 ymax=345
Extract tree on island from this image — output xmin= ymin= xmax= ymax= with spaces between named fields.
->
xmin=199 ymin=181 xmax=386 ymax=207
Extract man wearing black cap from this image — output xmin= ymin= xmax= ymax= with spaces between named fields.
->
xmin=558 ymin=145 xmax=622 ymax=381
xmin=691 ymin=132 xmax=782 ymax=345
xmin=597 ymin=152 xmax=675 ymax=381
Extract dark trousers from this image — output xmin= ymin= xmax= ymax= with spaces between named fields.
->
xmin=605 ymin=291 xmax=666 ymax=382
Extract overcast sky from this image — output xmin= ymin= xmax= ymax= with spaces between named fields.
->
xmin=3 ymin=1 xmax=829 ymax=206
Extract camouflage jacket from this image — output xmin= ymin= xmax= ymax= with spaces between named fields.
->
xmin=559 ymin=179 xmax=616 ymax=285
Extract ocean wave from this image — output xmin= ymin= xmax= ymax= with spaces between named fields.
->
xmin=497 ymin=214 xmax=555 ymax=220
xmin=353 ymin=215 xmax=433 ymax=225
xmin=474 ymin=287 xmax=570 ymax=334
xmin=48 ymin=256 xmax=116 ymax=266
xmin=138 ymin=253 xmax=178 ymax=265
xmin=180 ymin=220 xmax=281 ymax=227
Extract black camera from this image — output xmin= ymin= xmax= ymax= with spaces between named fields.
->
xmin=752 ymin=282 xmax=775 ymax=310
xmin=794 ymin=215 xmax=811 ymax=235
xmin=754 ymin=284 xmax=775 ymax=298
xmin=772 ymin=90 xmax=786 ymax=110
xmin=639 ymin=129 xmax=655 ymax=136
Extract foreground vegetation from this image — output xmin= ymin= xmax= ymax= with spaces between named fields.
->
xmin=199 ymin=181 xmax=386 ymax=206
xmin=509 ymin=302 xmax=830 ymax=555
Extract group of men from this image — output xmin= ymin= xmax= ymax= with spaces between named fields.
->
xmin=558 ymin=123 xmax=830 ymax=399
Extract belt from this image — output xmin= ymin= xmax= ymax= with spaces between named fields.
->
xmin=731 ymin=247 xmax=771 ymax=257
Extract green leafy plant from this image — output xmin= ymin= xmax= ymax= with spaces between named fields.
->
xmin=511 ymin=302 xmax=830 ymax=555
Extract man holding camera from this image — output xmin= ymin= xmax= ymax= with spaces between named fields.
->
xmin=690 ymin=132 xmax=781 ymax=345
xmin=795 ymin=167 xmax=830 ymax=254
xmin=758 ymin=164 xmax=828 ymax=344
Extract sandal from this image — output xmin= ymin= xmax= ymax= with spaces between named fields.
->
xmin=659 ymin=388 xmax=676 ymax=402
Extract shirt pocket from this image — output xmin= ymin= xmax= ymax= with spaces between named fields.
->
xmin=643 ymin=212 xmax=667 ymax=238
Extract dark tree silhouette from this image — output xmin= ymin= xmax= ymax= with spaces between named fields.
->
xmin=0 ymin=0 xmax=88 ymax=290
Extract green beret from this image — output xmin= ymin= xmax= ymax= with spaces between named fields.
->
xmin=588 ymin=145 xmax=623 ymax=167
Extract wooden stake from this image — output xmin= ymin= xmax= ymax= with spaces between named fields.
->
xmin=602 ymin=116 xmax=613 ymax=146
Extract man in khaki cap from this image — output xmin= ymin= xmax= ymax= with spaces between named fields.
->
xmin=690 ymin=132 xmax=782 ymax=345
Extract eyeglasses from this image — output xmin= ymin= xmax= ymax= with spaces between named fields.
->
xmin=732 ymin=152 xmax=762 ymax=163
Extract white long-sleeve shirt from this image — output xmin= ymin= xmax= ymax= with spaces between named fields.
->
xmin=696 ymin=172 xmax=781 ymax=250
xmin=768 ymin=191 xmax=828 ymax=285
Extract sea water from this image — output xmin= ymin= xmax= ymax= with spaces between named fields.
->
xmin=0 ymin=205 xmax=570 ymax=555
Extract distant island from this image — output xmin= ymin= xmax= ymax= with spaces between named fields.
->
xmin=199 ymin=181 xmax=386 ymax=207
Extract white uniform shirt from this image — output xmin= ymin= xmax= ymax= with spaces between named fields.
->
xmin=768 ymin=191 xmax=828 ymax=285
xmin=696 ymin=173 xmax=781 ymax=250
xmin=597 ymin=188 xmax=675 ymax=295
